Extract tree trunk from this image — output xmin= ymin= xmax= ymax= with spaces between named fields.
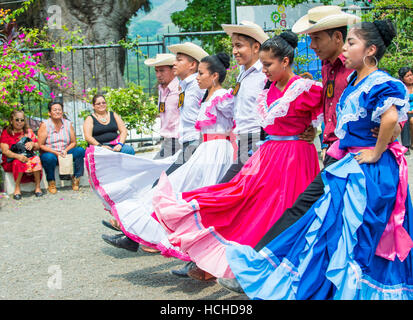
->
xmin=24 ymin=0 xmax=150 ymax=91
xmin=1 ymin=0 xmax=150 ymax=134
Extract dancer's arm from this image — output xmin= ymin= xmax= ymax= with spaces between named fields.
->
xmin=355 ymin=105 xmax=398 ymax=164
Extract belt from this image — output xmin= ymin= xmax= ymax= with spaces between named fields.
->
xmin=202 ymin=133 xmax=238 ymax=161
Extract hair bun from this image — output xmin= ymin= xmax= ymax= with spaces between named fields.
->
xmin=373 ymin=20 xmax=396 ymax=47
xmin=279 ymin=31 xmax=298 ymax=49
xmin=215 ymin=52 xmax=231 ymax=69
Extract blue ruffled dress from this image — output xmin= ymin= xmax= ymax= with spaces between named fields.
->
xmin=226 ymin=70 xmax=413 ymax=300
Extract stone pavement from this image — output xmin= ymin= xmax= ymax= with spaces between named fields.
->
xmin=1 ymin=149 xmax=412 ymax=300
xmin=0 ymin=150 xmax=245 ymax=300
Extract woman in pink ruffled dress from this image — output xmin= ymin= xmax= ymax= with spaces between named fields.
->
xmin=153 ymin=32 xmax=324 ymax=280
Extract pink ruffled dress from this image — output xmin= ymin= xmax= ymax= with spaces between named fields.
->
xmin=153 ymin=76 xmax=324 ymax=278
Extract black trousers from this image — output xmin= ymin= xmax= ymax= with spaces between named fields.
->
xmin=401 ymin=115 xmax=412 ymax=147
xmin=152 ymin=140 xmax=199 ymax=188
xmin=254 ymin=154 xmax=339 ymax=251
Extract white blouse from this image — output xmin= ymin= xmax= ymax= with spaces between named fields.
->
xmin=194 ymin=88 xmax=235 ymax=135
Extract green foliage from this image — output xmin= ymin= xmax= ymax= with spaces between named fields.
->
xmin=222 ymin=62 xmax=240 ymax=90
xmin=0 ymin=1 xmax=85 ymax=127
xmin=170 ymin=0 xmax=273 ymax=52
xmin=80 ymin=82 xmax=158 ymax=134
xmin=362 ymin=0 xmax=413 ymax=77
xmin=76 ymin=137 xmax=88 ymax=150
xmin=170 ymin=0 xmax=337 ymax=36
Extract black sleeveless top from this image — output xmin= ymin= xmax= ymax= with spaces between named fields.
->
xmin=91 ymin=112 xmax=119 ymax=144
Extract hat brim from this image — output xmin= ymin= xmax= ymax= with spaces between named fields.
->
xmin=144 ymin=57 xmax=175 ymax=67
xmin=167 ymin=43 xmax=208 ymax=62
xmin=292 ymin=13 xmax=361 ymax=34
xmin=222 ymin=24 xmax=269 ymax=44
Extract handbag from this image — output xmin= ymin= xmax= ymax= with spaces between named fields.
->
xmin=7 ymin=136 xmax=35 ymax=163
xmin=58 ymin=153 xmax=74 ymax=175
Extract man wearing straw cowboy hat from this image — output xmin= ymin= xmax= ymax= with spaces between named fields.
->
xmin=177 ymin=20 xmax=271 ymax=281
xmin=215 ymin=20 xmax=269 ymax=183
xmin=217 ymin=20 xmax=318 ymax=184
xmin=165 ymin=42 xmax=208 ymax=165
xmin=154 ymin=42 xmax=210 ymax=277
xmin=144 ymin=53 xmax=181 ymax=160
xmin=252 ymin=5 xmax=363 ymax=244
xmin=151 ymin=42 xmax=208 ymax=187
xmin=219 ymin=5 xmax=363 ymax=294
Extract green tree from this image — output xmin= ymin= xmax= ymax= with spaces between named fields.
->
xmin=363 ymin=0 xmax=413 ymax=76
xmin=171 ymin=0 xmax=333 ymax=34
xmin=80 ymin=82 xmax=158 ymax=134
xmin=0 ymin=1 xmax=84 ymax=126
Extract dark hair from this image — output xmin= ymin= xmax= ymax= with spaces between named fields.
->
xmin=92 ymin=94 xmax=106 ymax=105
xmin=352 ymin=20 xmax=396 ymax=61
xmin=48 ymin=100 xmax=63 ymax=112
xmin=325 ymin=26 xmax=348 ymax=43
xmin=232 ymin=32 xmax=260 ymax=47
xmin=200 ymin=52 xmax=231 ymax=84
xmin=260 ymin=31 xmax=298 ymax=65
xmin=6 ymin=110 xmax=29 ymax=135
xmin=399 ymin=66 xmax=413 ymax=82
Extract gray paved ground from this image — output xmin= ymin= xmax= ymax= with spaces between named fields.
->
xmin=0 ymin=150 xmax=246 ymax=300
xmin=1 ymin=149 xmax=413 ymax=300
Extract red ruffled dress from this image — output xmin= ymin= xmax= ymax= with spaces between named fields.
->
xmin=153 ymin=76 xmax=324 ymax=278
xmin=0 ymin=128 xmax=42 ymax=182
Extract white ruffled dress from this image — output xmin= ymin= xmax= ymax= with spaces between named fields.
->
xmin=85 ymin=88 xmax=235 ymax=257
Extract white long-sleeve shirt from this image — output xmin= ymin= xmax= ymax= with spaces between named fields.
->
xmin=178 ymin=73 xmax=206 ymax=144
xmin=233 ymin=60 xmax=267 ymax=135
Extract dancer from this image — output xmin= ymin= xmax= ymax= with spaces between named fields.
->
xmin=98 ymin=45 xmax=207 ymax=236
xmin=218 ymin=21 xmax=269 ymax=181
xmin=88 ymin=43 xmax=208 ymax=250
xmin=226 ymin=20 xmax=413 ymax=300
xmin=173 ymin=21 xmax=317 ymax=278
xmin=153 ymin=31 xmax=323 ymax=281
xmin=219 ymin=5 xmax=405 ymax=295
xmin=144 ymin=53 xmax=181 ymax=160
xmin=171 ymin=20 xmax=271 ymax=278
xmin=93 ymin=53 xmax=236 ymax=257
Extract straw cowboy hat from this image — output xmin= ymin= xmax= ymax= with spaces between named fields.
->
xmin=144 ymin=53 xmax=176 ymax=67
xmin=292 ymin=5 xmax=361 ymax=34
xmin=167 ymin=42 xmax=208 ymax=62
xmin=221 ymin=20 xmax=269 ymax=44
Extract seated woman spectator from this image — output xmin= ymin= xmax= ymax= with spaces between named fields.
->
xmin=0 ymin=110 xmax=43 ymax=200
xmin=82 ymin=94 xmax=135 ymax=155
xmin=37 ymin=101 xmax=85 ymax=194
xmin=399 ymin=67 xmax=413 ymax=153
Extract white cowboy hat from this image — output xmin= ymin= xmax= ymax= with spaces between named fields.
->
xmin=144 ymin=53 xmax=176 ymax=67
xmin=167 ymin=42 xmax=208 ymax=62
xmin=221 ymin=20 xmax=269 ymax=44
xmin=292 ymin=5 xmax=361 ymax=34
